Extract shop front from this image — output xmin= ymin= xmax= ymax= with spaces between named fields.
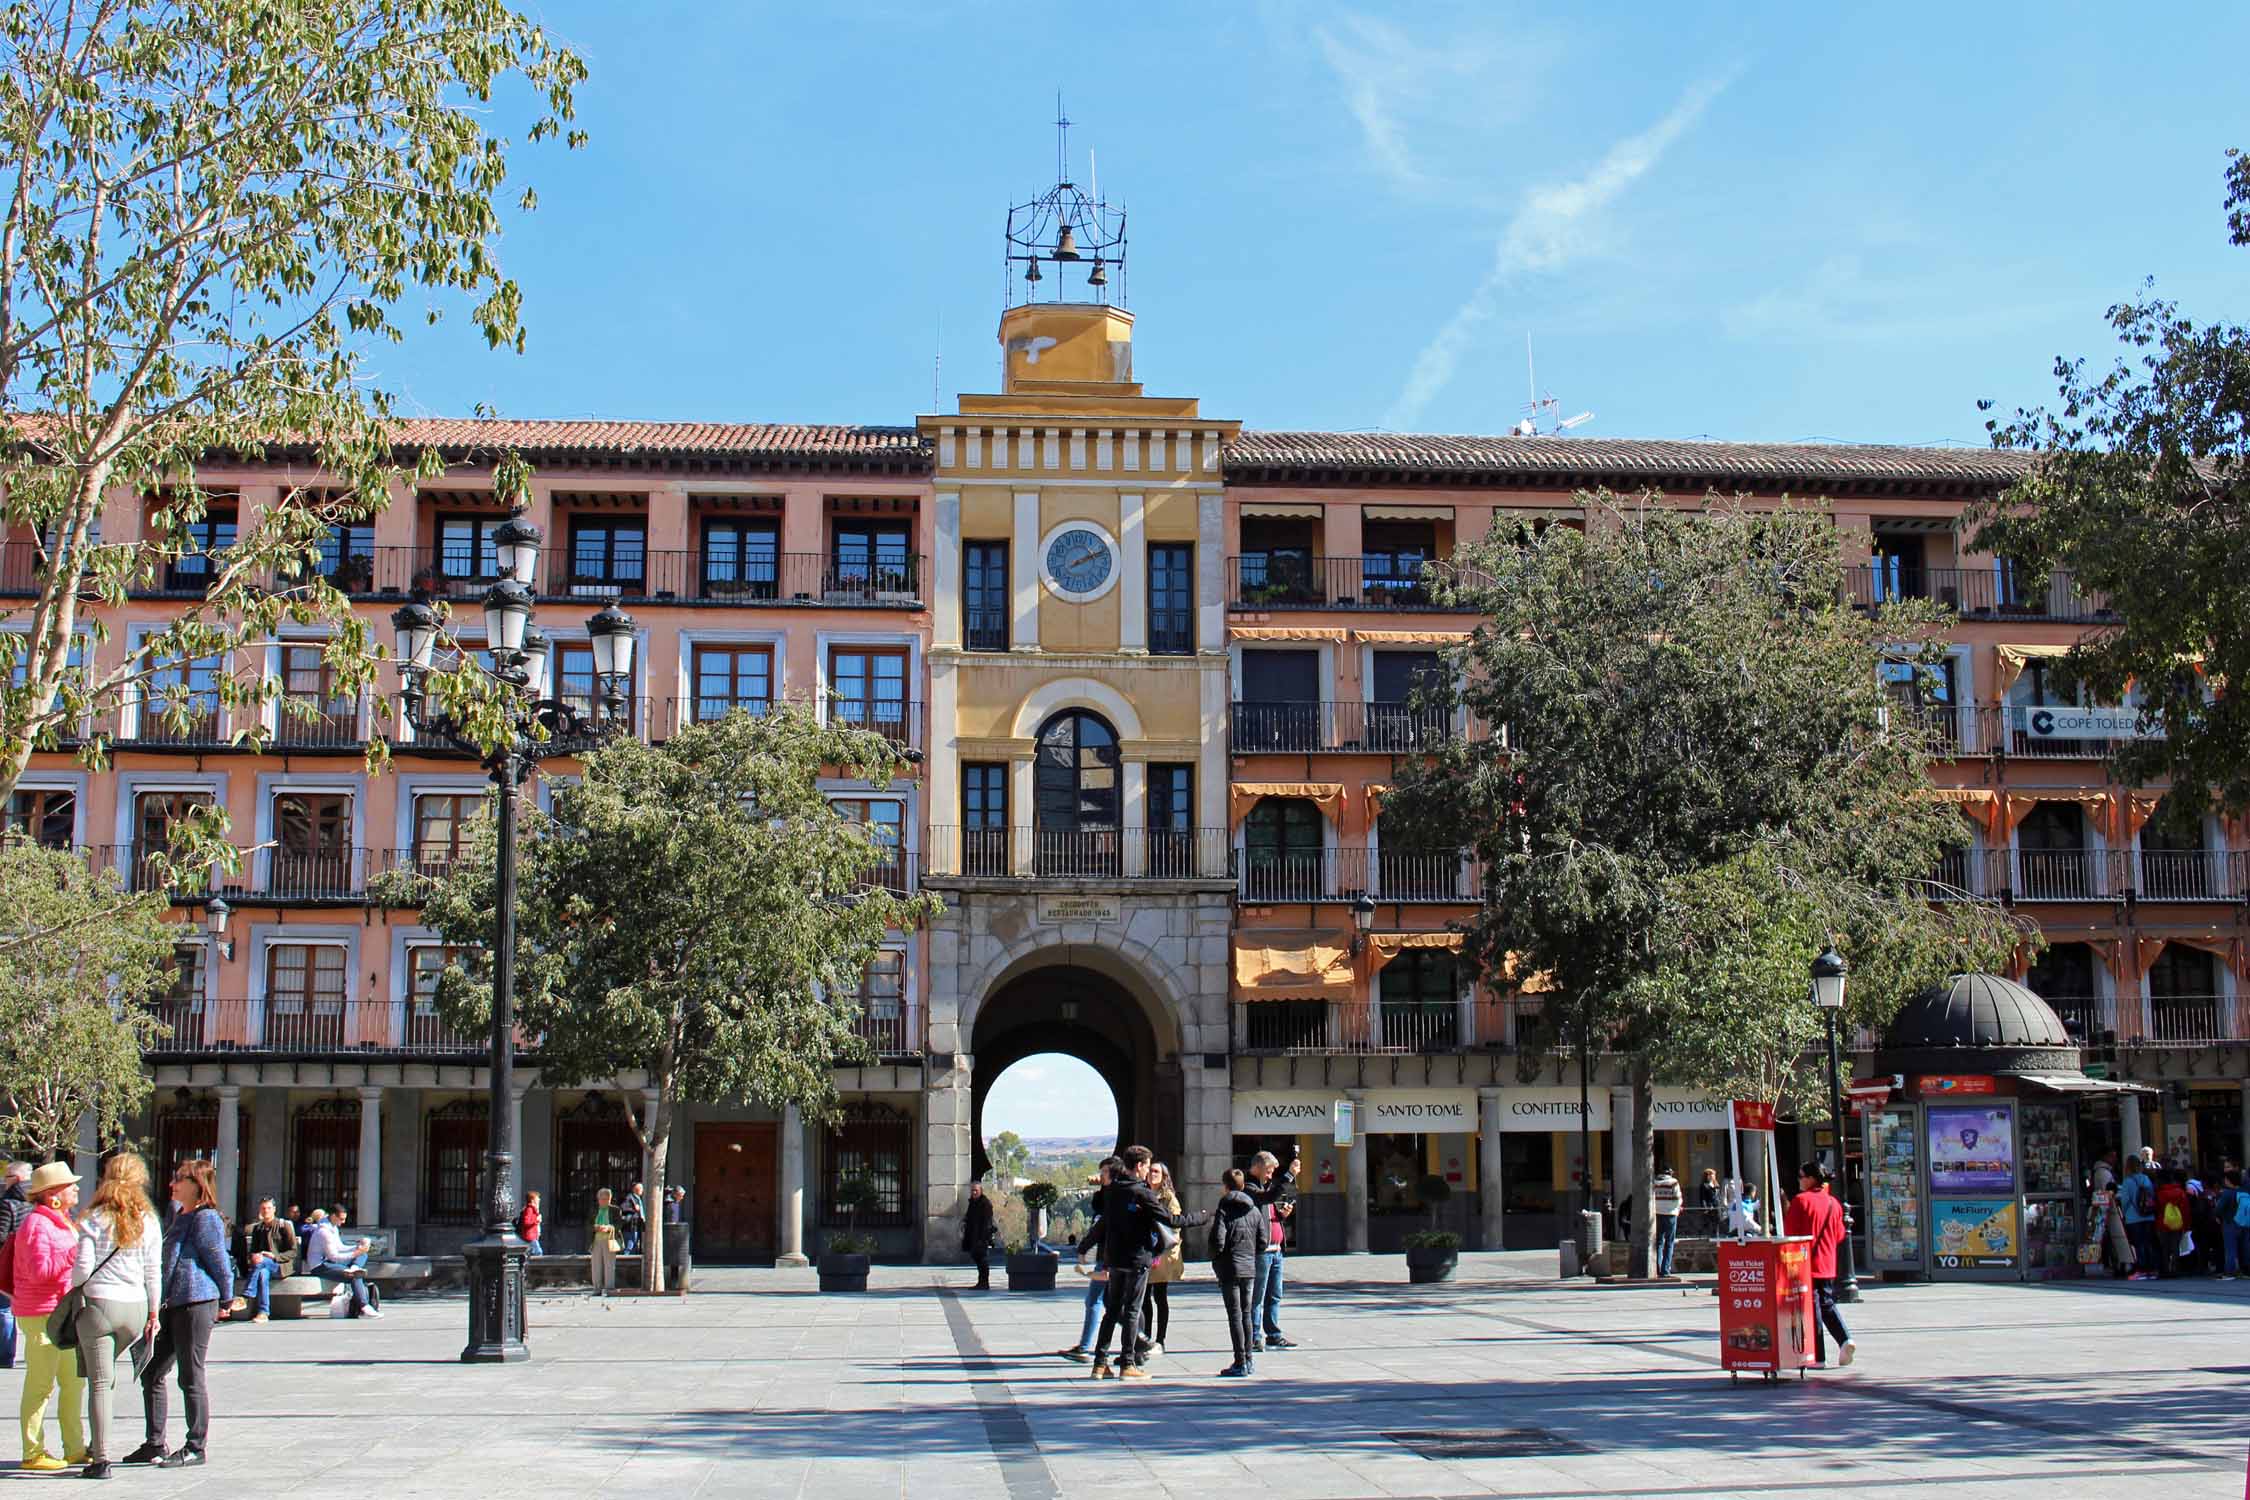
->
xmin=1230 ymin=1091 xmax=1347 ymax=1253
xmin=1496 ymin=1086 xmax=1608 ymax=1249
xmin=1364 ymin=1090 xmax=1477 ymax=1253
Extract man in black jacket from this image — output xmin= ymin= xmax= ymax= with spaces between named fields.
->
xmin=962 ymin=1183 xmax=998 ymax=1290
xmin=1076 ymin=1145 xmax=1200 ymax=1380
xmin=0 ymin=1161 xmax=26 ymax=1368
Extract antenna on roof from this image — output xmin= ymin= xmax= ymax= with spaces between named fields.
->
xmin=1512 ymin=333 xmax=1594 ymax=437
xmin=933 ymin=309 xmax=942 ymax=412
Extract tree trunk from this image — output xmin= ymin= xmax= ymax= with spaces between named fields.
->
xmin=1628 ymin=1054 xmax=1656 ymax=1278
xmin=644 ymin=1093 xmax=672 ymax=1294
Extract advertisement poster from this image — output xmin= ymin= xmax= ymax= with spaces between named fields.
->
xmin=1932 ymin=1197 xmax=2019 ymax=1269
xmin=1926 ymin=1105 xmax=2014 ymax=1192
xmin=1717 ymin=1242 xmax=1813 ymax=1373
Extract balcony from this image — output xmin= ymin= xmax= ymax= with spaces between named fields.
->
xmin=149 ymin=998 xmax=484 ymax=1055
xmin=2038 ymin=994 xmax=2245 ymax=1046
xmin=1227 ymin=556 xmax=1483 ymax=612
xmin=1231 ymin=997 xmax=1542 ymax=1055
xmin=1886 ymin=705 xmax=2169 ymax=761
xmin=1935 ymin=849 xmax=2248 ymax=903
xmin=1237 ymin=847 xmax=1478 ymax=904
xmin=1230 ymin=701 xmax=1452 ymax=754
xmin=847 ymin=1008 xmax=922 ymax=1057
xmin=922 ymin=826 xmax=1233 ymax=883
xmin=1847 ymin=565 xmax=2116 ymax=624
xmin=270 ymin=702 xmax=365 ymax=750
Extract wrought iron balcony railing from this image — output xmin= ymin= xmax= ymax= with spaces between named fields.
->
xmin=922 ymin=826 xmax=1234 ymax=882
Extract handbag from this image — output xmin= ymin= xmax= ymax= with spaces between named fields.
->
xmin=49 ymin=1245 xmax=122 ymax=1353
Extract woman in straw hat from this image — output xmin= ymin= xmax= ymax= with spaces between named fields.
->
xmin=4 ymin=1161 xmax=86 ymax=1472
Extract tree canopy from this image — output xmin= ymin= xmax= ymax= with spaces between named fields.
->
xmin=379 ymin=706 xmax=939 ymax=1289
xmin=1973 ymin=147 xmax=2250 ymax=812
xmin=0 ymin=0 xmax=585 ymax=809
xmin=1389 ymin=499 xmax=2026 ymax=1272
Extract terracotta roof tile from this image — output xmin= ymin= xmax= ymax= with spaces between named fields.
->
xmin=386 ymin=418 xmax=929 ymax=464
xmin=1226 ymin=432 xmax=2032 ymax=489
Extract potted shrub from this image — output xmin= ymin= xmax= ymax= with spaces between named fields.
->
xmin=1405 ymin=1173 xmax=1459 ymax=1283
xmin=1006 ymin=1182 xmax=1062 ymax=1291
xmin=1018 ymin=1181 xmax=1059 ymax=1248
xmin=818 ymin=1174 xmax=880 ymax=1292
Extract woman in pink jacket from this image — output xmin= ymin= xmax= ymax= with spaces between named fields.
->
xmin=6 ymin=1162 xmax=85 ymax=1471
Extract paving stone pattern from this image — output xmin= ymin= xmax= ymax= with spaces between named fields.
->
xmin=64 ymin=1251 xmax=2250 ymax=1498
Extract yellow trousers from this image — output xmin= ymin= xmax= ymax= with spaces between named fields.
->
xmin=18 ymin=1313 xmax=85 ymax=1462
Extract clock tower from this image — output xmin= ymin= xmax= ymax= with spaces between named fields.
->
xmin=914 ymin=143 xmax=1239 ymax=1256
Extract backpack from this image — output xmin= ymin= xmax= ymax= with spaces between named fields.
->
xmin=2231 ymin=1190 xmax=2250 ymax=1230
xmin=2158 ymin=1197 xmax=2186 ymax=1233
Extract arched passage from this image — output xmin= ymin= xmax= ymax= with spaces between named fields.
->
xmin=969 ymin=963 xmax=1178 ymax=1182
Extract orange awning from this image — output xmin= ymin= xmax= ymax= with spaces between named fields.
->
xmin=1368 ymin=930 xmax=1464 ymax=969
xmin=1232 ymin=931 xmax=1358 ymax=1001
xmin=1353 ymin=630 xmax=1472 ymax=645
xmin=1229 ymin=782 xmax=1344 ymax=828
xmin=1925 ymin=787 xmax=2001 ymax=841
xmin=2002 ymin=788 xmax=2110 ymax=836
xmin=1229 ymin=626 xmax=1349 ymax=642
xmin=1993 ymin=642 xmax=2073 ymax=696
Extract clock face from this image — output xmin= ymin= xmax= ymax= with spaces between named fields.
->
xmin=1042 ymin=525 xmax=1117 ymax=599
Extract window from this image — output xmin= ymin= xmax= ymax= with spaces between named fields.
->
xmin=702 ymin=519 xmax=779 ymax=600
xmin=161 ymin=500 xmax=236 ymax=592
xmin=412 ymin=792 xmax=482 ymax=874
xmin=132 ymin=790 xmax=214 ymax=889
xmin=277 ymin=644 xmax=357 ymax=746
xmin=962 ymin=762 xmax=1008 ymax=876
xmin=821 ymin=1103 xmax=912 ymax=1228
xmin=836 ymin=799 xmax=906 ymax=892
xmin=1369 ymin=651 xmax=1446 ymax=750
xmin=163 ymin=944 xmax=208 ymax=1044
xmin=1034 ymin=710 xmax=1119 ymax=874
xmin=830 ymin=519 xmax=914 ymax=599
xmin=964 ymin=542 xmax=1009 ymax=650
xmin=1376 ymin=815 xmax=1464 ymax=901
xmin=692 ymin=645 xmax=772 ymax=723
xmin=1882 ymin=656 xmax=1961 ymax=752
xmin=566 ymin=518 xmax=647 ymax=594
xmin=141 ymin=653 xmax=223 ymax=743
xmin=436 ymin=515 xmax=506 ymax=582
xmin=407 ymin=945 xmax=473 ymax=1047
xmin=1869 ymin=531 xmax=1928 ymax=602
xmin=1379 ymin=951 xmax=1460 ymax=1050
xmin=422 ymin=1101 xmax=488 ymax=1225
xmin=853 ymin=950 xmax=907 ymax=1052
xmin=315 ymin=521 xmax=376 ymax=589
xmin=2015 ymin=803 xmax=2091 ymax=900
xmin=1362 ymin=522 xmax=1435 ymax=603
xmin=2025 ymin=944 xmax=2101 ymax=1042
xmin=2139 ymin=797 xmax=2212 ymax=900
xmin=2146 ymin=945 xmax=2221 ymax=1044
xmin=291 ymin=1099 xmax=360 ymax=1216
xmin=555 ymin=1095 xmax=640 ymax=1223
xmin=1238 ymin=519 xmax=1317 ymax=604
xmin=5 ymin=788 xmax=73 ymax=848
xmin=1148 ymin=762 xmax=1194 ymax=876
xmin=1244 ymin=797 xmax=1322 ymax=902
xmin=266 ymin=942 xmax=348 ymax=1046
xmin=828 ymin=647 xmax=910 ymax=745
xmin=1236 ymin=650 xmax=1323 ymax=753
xmin=273 ymin=792 xmax=353 ymax=897
xmin=1149 ymin=543 xmax=1194 ymax=654
xmin=556 ymin=642 xmax=636 ymax=730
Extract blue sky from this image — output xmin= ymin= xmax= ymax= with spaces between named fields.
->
xmin=983 ymin=1055 xmax=1118 ymax=1146
xmin=380 ymin=3 xmax=2249 ymax=445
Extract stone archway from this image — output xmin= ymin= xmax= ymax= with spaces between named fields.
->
xmin=969 ymin=965 xmax=1165 ymax=1180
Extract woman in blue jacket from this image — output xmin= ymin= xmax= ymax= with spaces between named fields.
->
xmin=122 ymin=1160 xmax=233 ymax=1469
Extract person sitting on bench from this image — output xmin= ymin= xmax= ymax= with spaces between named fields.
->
xmin=301 ymin=1204 xmax=381 ymax=1320
xmin=234 ymin=1198 xmax=298 ymax=1323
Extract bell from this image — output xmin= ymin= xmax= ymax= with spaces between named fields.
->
xmin=1086 ymin=259 xmax=1108 ymax=288
xmin=1053 ymin=224 xmax=1081 ymax=261
xmin=1024 ymin=257 xmax=1042 ymax=284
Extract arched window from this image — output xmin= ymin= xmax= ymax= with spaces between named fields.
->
xmin=1034 ymin=710 xmax=1120 ymax=875
xmin=1244 ymin=797 xmax=1323 ymax=902
xmin=2146 ymin=945 xmax=2219 ymax=1044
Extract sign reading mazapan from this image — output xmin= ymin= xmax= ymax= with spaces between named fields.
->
xmin=1035 ymin=894 xmax=1122 ymax=924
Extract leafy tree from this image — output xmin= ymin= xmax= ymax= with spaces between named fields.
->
xmin=378 ymin=706 xmax=938 ymax=1292
xmin=0 ymin=841 xmax=172 ymax=1156
xmin=986 ymin=1130 xmax=1030 ymax=1183
xmin=1389 ymin=499 xmax=2023 ymax=1277
xmin=0 ymin=0 xmax=586 ymax=810
xmin=1973 ymin=148 xmax=2249 ymax=812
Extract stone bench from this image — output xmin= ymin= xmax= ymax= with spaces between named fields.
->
xmin=265 ymin=1258 xmax=433 ymax=1319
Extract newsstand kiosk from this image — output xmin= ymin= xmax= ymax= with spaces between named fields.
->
xmin=1716 ymin=1236 xmax=1815 ymax=1382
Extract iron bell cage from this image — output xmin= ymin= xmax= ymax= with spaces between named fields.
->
xmin=1004 ymin=174 xmax=1127 ymax=309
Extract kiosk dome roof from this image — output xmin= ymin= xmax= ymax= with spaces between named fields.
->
xmin=1881 ymin=973 xmax=2074 ymax=1053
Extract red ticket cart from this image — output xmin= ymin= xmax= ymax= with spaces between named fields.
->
xmin=1717 ymin=1237 xmax=1816 ymax=1382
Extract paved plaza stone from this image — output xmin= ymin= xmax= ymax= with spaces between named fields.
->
xmin=71 ymin=1252 xmax=2250 ymax=1498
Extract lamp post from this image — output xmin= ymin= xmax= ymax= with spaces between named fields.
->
xmin=1810 ymin=944 xmax=1862 ymax=1303
xmin=390 ymin=508 xmax=638 ymax=1363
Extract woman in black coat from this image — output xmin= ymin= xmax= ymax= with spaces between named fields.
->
xmin=1207 ymin=1169 xmax=1266 ymax=1378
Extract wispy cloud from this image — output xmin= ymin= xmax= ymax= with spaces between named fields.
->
xmin=1384 ymin=71 xmax=1737 ymax=431
xmin=1309 ymin=10 xmax=1553 ymax=196
xmin=1724 ymin=252 xmax=2063 ymax=346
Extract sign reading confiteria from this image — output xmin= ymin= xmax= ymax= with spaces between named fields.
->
xmin=1231 ymin=1093 xmax=1335 ymax=1134
xmin=1365 ymin=1090 xmax=1478 ymax=1131
xmin=1034 ymin=894 xmax=1122 ymax=924
xmin=1500 ymin=1087 xmax=1612 ymax=1133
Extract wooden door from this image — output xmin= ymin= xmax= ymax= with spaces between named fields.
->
xmin=693 ymin=1123 xmax=777 ymax=1262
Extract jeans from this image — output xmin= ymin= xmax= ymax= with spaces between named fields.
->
xmin=242 ymin=1260 xmax=279 ymax=1315
xmin=2226 ymin=1222 xmax=2250 ymax=1275
xmin=1253 ymin=1248 xmax=1285 ymax=1340
xmin=16 ymin=1313 xmax=84 ymax=1462
xmin=1654 ymin=1215 xmax=1679 ymax=1277
xmin=2127 ymin=1218 xmax=2157 ymax=1273
xmin=1811 ymin=1277 xmax=1852 ymax=1364
xmin=525 ymin=1238 xmax=544 ymax=1257
xmin=1073 ymin=1277 xmax=1103 ymax=1352
xmin=0 ymin=1289 xmax=16 ymax=1368
xmin=1218 ymin=1272 xmax=1255 ymax=1367
xmin=141 ymin=1301 xmax=215 ymax=1455
xmin=72 ymin=1294 xmax=145 ymax=1465
xmin=313 ymin=1262 xmax=372 ymax=1315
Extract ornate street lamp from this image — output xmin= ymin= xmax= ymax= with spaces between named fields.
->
xmin=1810 ymin=944 xmax=1862 ymax=1303
xmin=390 ymin=511 xmax=637 ymax=1364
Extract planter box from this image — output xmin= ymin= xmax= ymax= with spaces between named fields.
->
xmin=1405 ymin=1245 xmax=1458 ymax=1283
xmin=1005 ymin=1251 xmax=1060 ymax=1292
xmin=816 ymin=1252 xmax=870 ymax=1292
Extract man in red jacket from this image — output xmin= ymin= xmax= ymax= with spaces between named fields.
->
xmin=1782 ymin=1161 xmax=1856 ymax=1368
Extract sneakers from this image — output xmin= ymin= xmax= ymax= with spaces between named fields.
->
xmin=1119 ymin=1365 xmax=1151 ymax=1380
xmin=158 ymin=1449 xmax=205 ymax=1469
xmin=80 ymin=1460 xmax=112 ymax=1479
xmin=1090 ymin=1359 xmax=1112 ymax=1380
xmin=1839 ymin=1341 xmax=1857 ymax=1367
xmin=21 ymin=1454 xmax=69 ymax=1473
xmin=1217 ymin=1362 xmax=1245 ymax=1377
xmin=1146 ymin=1342 xmax=1163 ymax=1358
xmin=1248 ymin=1340 xmax=1264 ymax=1353
xmin=1264 ymin=1335 xmax=1297 ymax=1349
xmin=358 ymin=1308 xmax=384 ymax=1319
xmin=1058 ymin=1348 xmax=1091 ymax=1363
xmin=118 ymin=1443 xmax=164 ymax=1466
